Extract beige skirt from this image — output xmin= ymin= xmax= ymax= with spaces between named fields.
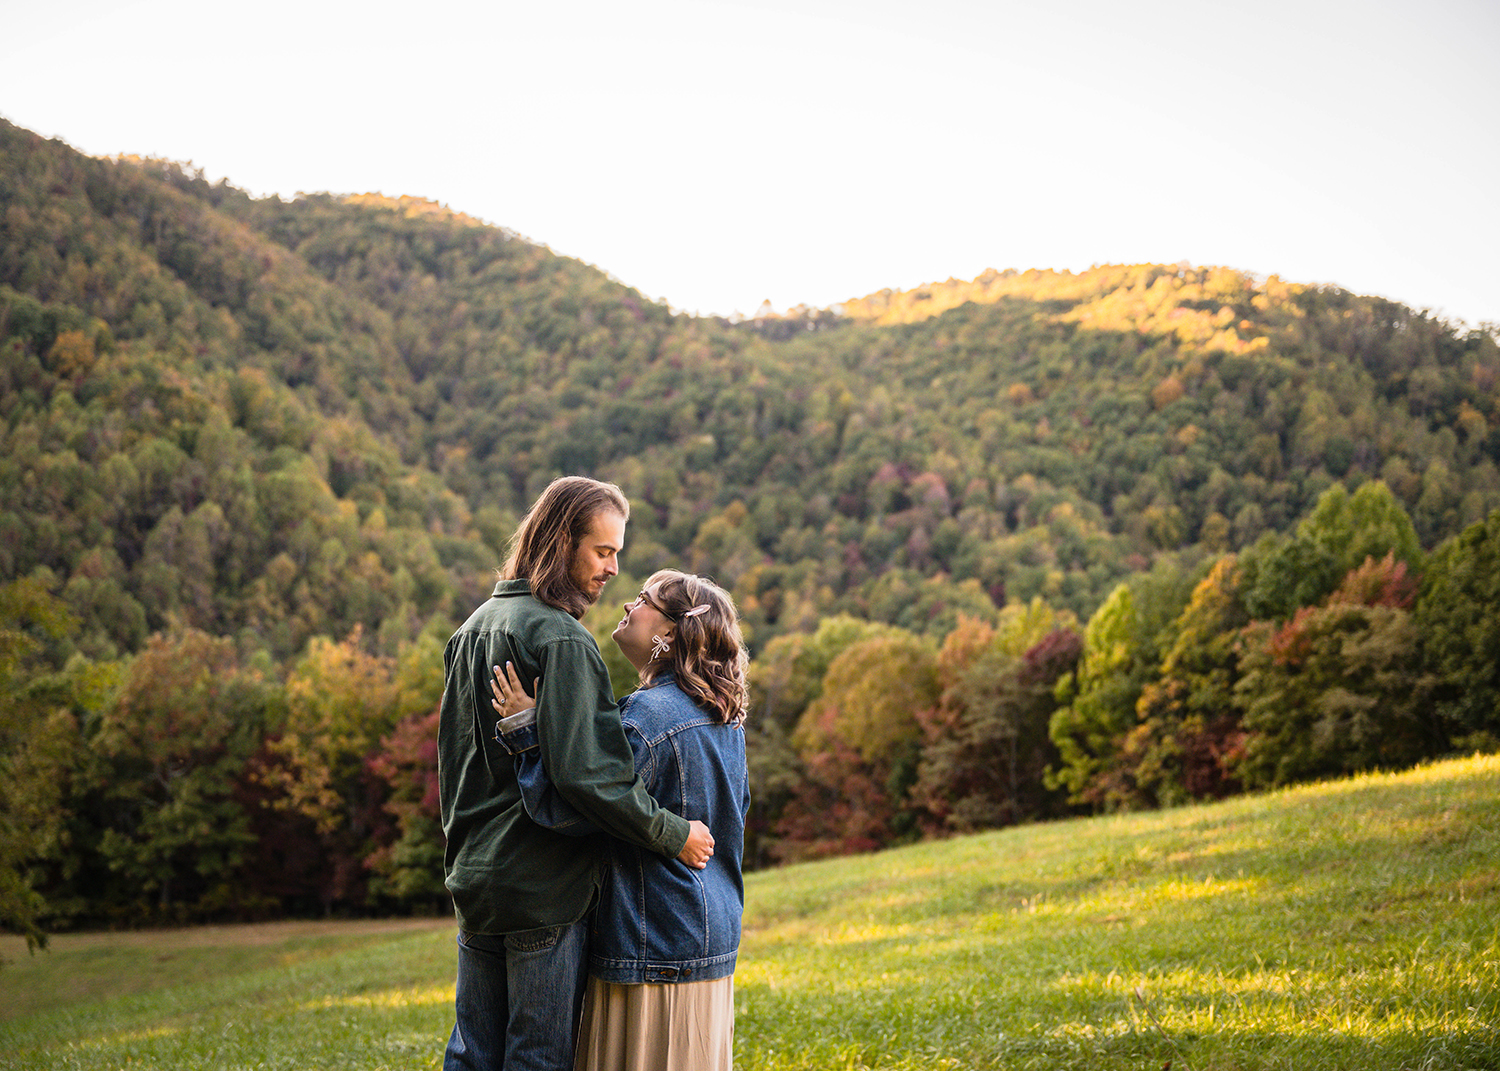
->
xmin=573 ymin=974 xmax=734 ymax=1071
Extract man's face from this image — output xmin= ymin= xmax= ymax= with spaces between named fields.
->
xmin=568 ymin=509 xmax=625 ymax=605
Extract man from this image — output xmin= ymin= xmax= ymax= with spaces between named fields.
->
xmin=438 ymin=476 xmax=714 ymax=1070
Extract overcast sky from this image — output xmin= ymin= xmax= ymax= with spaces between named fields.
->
xmin=3 ymin=0 xmax=1497 ymax=327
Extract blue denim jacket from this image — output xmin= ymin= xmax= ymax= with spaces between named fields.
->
xmin=501 ymin=674 xmax=749 ymax=984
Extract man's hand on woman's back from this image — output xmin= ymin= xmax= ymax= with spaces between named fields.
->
xmin=678 ymin=820 xmax=715 ymax=868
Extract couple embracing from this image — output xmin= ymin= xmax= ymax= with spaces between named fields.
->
xmin=438 ymin=477 xmax=750 ymax=1071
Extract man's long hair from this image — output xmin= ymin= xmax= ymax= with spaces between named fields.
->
xmin=502 ymin=477 xmax=629 ymax=618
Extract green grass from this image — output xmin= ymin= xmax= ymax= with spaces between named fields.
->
xmin=0 ymin=919 xmax=457 ymax=1069
xmin=736 ymin=753 xmax=1500 ymax=1070
xmin=3 ymin=755 xmax=1497 ymax=1069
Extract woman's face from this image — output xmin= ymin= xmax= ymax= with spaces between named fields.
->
xmin=611 ymin=584 xmax=674 ymax=671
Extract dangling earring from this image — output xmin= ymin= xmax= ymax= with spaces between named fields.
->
xmin=650 ymin=634 xmax=671 ymax=662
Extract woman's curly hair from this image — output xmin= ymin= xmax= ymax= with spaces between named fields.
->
xmin=639 ymin=570 xmax=749 ymax=726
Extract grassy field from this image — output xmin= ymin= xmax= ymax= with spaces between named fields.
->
xmin=2 ymin=754 xmax=1497 ymax=1070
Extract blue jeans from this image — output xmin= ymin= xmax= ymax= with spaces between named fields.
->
xmin=443 ymin=920 xmax=589 ymax=1071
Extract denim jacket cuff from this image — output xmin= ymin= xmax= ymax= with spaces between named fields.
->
xmin=496 ymin=708 xmax=538 ymax=755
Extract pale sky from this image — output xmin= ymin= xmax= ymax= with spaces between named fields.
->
xmin=2 ymin=0 xmax=1497 ymax=327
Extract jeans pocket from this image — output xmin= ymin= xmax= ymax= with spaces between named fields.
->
xmin=505 ymin=924 xmax=565 ymax=955
xmin=455 ymin=928 xmax=506 ymax=955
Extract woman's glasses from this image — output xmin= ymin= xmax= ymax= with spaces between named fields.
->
xmin=634 ymin=588 xmax=674 ymax=619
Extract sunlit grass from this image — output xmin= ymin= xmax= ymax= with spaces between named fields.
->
xmin=734 ymin=753 xmax=1500 ymax=1070
xmin=1 ymin=755 xmax=1497 ymax=1069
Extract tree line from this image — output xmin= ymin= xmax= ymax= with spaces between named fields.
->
xmin=4 ymin=481 xmax=1496 ymax=945
xmin=743 ymin=482 xmax=1499 ymax=866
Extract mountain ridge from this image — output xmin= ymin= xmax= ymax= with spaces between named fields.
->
xmin=3 ymin=114 xmax=1498 ymax=659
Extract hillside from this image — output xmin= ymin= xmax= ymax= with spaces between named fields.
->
xmin=4 ymin=116 xmax=1499 ymax=656
xmin=3 ymin=116 xmax=1500 ymax=932
xmin=735 ymin=752 xmax=1500 ymax=1069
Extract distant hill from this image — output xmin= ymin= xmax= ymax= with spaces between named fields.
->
xmin=4 ymin=116 xmax=1497 ymax=661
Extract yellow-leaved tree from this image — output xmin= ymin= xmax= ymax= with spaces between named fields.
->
xmin=257 ymin=630 xmax=400 ymax=909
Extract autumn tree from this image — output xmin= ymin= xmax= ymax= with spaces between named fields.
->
xmin=364 ymin=708 xmax=444 ymax=905
xmin=363 ymin=624 xmax=448 ymax=906
xmin=751 ymin=614 xmax=903 ymax=734
xmin=1232 ymin=554 xmax=1432 ymax=788
xmin=256 ymin=629 xmax=401 ymax=910
xmin=779 ymin=630 xmax=938 ymax=859
xmin=744 ymin=615 xmax=903 ymax=863
xmin=914 ymin=604 xmax=1080 ymax=832
xmin=90 ymin=629 xmax=271 ymax=919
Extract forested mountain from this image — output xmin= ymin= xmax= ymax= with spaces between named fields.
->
xmin=3 ymin=117 xmax=1498 ymax=939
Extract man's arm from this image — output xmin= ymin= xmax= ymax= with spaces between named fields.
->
xmin=507 ymin=732 xmax=713 ymax=865
xmin=495 ymin=661 xmax=713 ymax=867
xmin=533 ymin=638 xmax=710 ymax=864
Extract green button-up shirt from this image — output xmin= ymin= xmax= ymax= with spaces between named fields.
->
xmin=438 ymin=579 xmax=690 ymax=934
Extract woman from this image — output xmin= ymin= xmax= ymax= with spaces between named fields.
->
xmin=490 ymin=569 xmax=750 ymax=1071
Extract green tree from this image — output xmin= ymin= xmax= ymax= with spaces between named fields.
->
xmin=1303 ymin=480 xmax=1423 ymax=575
xmin=1047 ymin=562 xmax=1196 ymax=807
xmin=1241 ymin=481 xmax=1422 ymax=622
xmin=1415 ymin=510 xmax=1500 ymax=748
xmin=1124 ymin=555 xmax=1250 ymax=806
xmin=1048 ymin=584 xmax=1140 ymax=805
xmin=0 ymin=577 xmax=78 ymax=950
xmin=91 ymin=629 xmax=266 ymax=918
